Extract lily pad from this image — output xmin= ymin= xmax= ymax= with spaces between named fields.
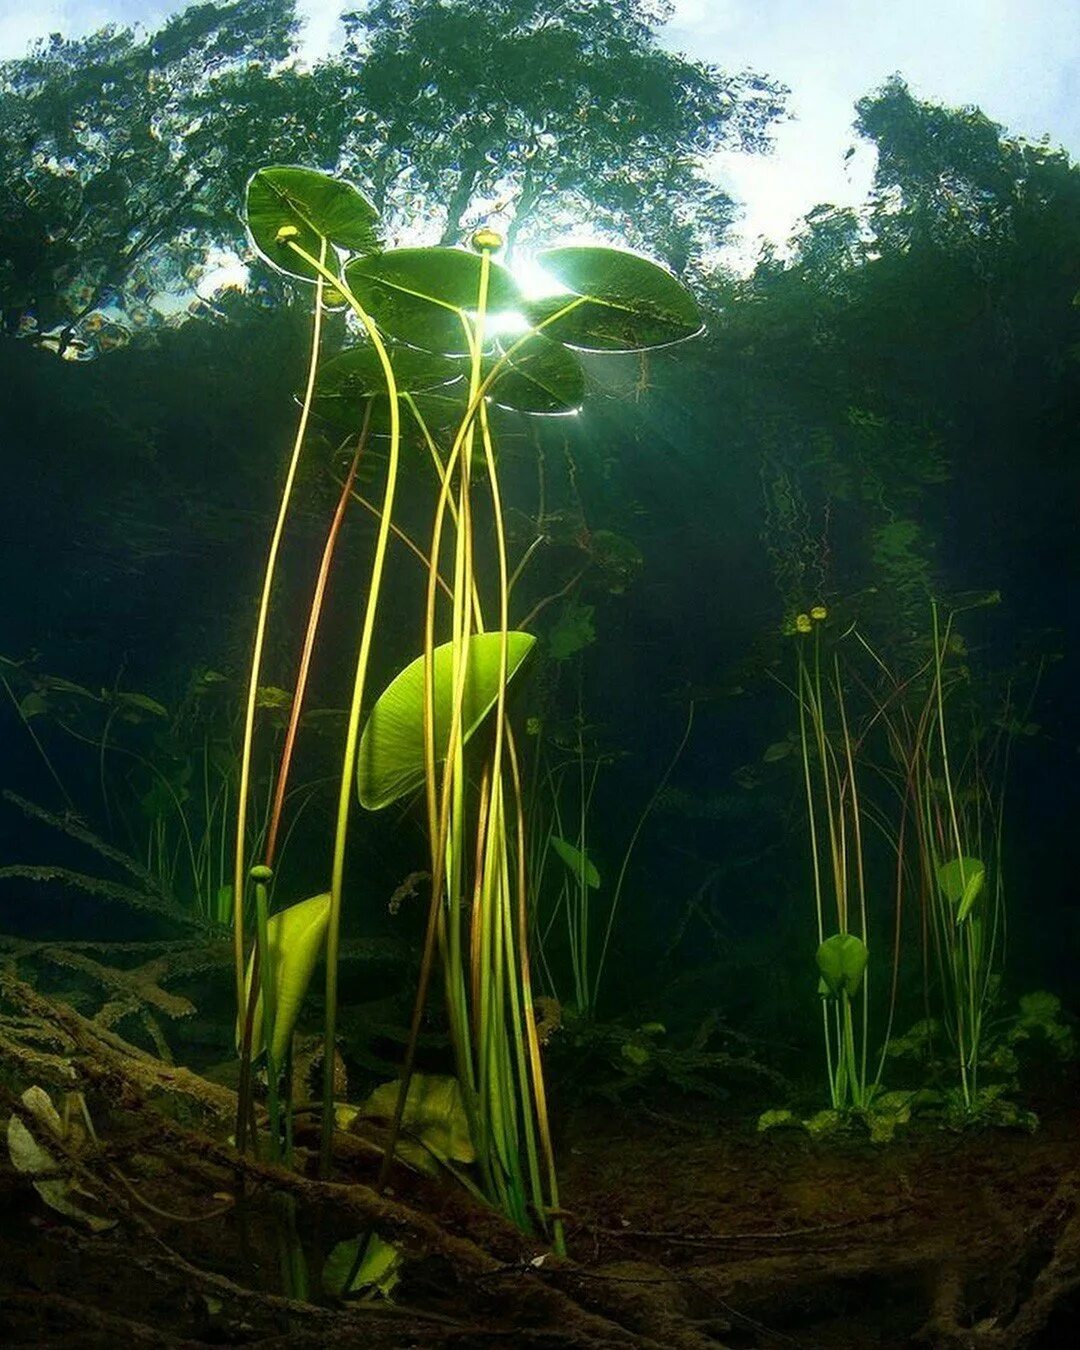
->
xmin=486 ymin=332 xmax=585 ymax=414
xmin=344 ymin=247 xmax=523 ymax=354
xmin=816 ymin=932 xmax=869 ymax=997
xmin=312 ymin=344 xmax=464 ymax=429
xmin=246 ymin=166 xmax=379 ymax=282
xmin=529 ymin=245 xmax=703 ymax=351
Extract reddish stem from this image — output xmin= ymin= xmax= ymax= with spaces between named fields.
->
xmin=263 ymin=408 xmax=371 ymax=867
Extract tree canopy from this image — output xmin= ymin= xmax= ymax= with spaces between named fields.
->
xmin=0 ymin=0 xmax=346 ymax=348
xmin=0 ymin=0 xmax=785 ymax=357
xmin=332 ymin=0 xmax=786 ymax=264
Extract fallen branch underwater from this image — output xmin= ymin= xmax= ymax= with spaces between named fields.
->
xmin=0 ymin=974 xmax=724 ymax=1348
xmin=3 ymin=973 xmax=1079 ymax=1349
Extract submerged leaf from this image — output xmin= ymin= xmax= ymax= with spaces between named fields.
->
xmin=936 ymin=856 xmax=985 ymax=922
xmin=816 ymin=932 xmax=869 ymax=997
xmin=549 ymin=836 xmax=600 ymax=889
xmin=17 ymin=692 xmax=48 ymax=719
xmin=323 ymin=1233 xmax=402 ymax=1298
xmin=357 ymin=632 xmax=535 ymax=810
xmin=361 ymin=1073 xmax=474 ymax=1164
xmin=241 ymin=892 xmax=331 ymax=1065
xmin=7 ymin=1089 xmax=115 ymax=1232
xmin=547 ymin=601 xmax=595 ymax=660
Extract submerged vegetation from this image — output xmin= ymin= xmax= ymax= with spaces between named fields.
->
xmin=0 ymin=0 xmax=1078 ymax=1344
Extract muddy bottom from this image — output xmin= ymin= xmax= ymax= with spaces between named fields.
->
xmin=557 ymin=1096 xmax=1080 ymax=1347
xmin=3 ymin=1076 xmax=1078 ymax=1349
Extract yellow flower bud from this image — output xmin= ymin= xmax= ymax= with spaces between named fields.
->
xmin=810 ymin=605 xmax=828 ymax=622
xmin=471 ymin=227 xmax=504 ymax=252
xmin=795 ymin=613 xmax=812 ymax=634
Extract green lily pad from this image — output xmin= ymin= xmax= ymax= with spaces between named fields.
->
xmin=816 ymin=932 xmax=869 ymax=997
xmin=312 ymin=344 xmax=464 ymax=428
xmin=245 ymin=166 xmax=379 ymax=282
xmin=486 ymin=332 xmax=585 ymax=414
xmin=529 ymin=245 xmax=703 ymax=351
xmin=344 ymin=247 xmax=523 ymax=354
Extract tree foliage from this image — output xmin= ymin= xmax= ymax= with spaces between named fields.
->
xmin=626 ymin=78 xmax=1079 ymax=653
xmin=332 ymin=0 xmax=786 ymax=266
xmin=0 ymin=0 xmax=785 ymax=357
xmin=0 ymin=0 xmax=342 ymax=348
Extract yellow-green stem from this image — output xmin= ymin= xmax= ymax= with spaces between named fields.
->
xmin=233 ymin=247 xmax=327 ymax=1027
xmin=276 ymin=239 xmax=404 ymax=1177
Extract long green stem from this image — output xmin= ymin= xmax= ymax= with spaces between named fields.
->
xmin=233 ymin=246 xmax=327 ymax=1036
xmin=264 ymin=236 xmax=404 ymax=1176
xmin=252 ymin=864 xmax=281 ymax=1161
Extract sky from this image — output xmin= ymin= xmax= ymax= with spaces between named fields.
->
xmin=1 ymin=0 xmax=1077 ymax=259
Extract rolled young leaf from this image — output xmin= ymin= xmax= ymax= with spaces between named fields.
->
xmin=239 ymin=892 xmax=331 ymax=1065
xmin=357 ymin=632 xmax=535 ymax=810
xmin=936 ymin=856 xmax=986 ymax=923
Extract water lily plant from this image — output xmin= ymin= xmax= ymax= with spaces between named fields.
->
xmin=790 ymin=607 xmax=874 ymax=1111
xmin=229 ymin=163 xmax=703 ymax=1244
xmin=907 ymin=602 xmax=1007 ymax=1109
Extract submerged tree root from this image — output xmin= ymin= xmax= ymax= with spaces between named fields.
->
xmin=0 ymin=975 xmax=729 ymax=1348
xmin=4 ymin=974 xmax=1079 ymax=1348
xmin=917 ymin=1175 xmax=1080 ymax=1349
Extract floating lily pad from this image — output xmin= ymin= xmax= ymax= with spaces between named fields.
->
xmin=246 ymin=166 xmax=379 ymax=282
xmin=528 ymin=245 xmax=703 ymax=351
xmin=344 ymin=248 xmax=523 ymax=354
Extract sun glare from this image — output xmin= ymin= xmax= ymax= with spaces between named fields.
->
xmin=196 ymin=250 xmax=251 ymax=298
